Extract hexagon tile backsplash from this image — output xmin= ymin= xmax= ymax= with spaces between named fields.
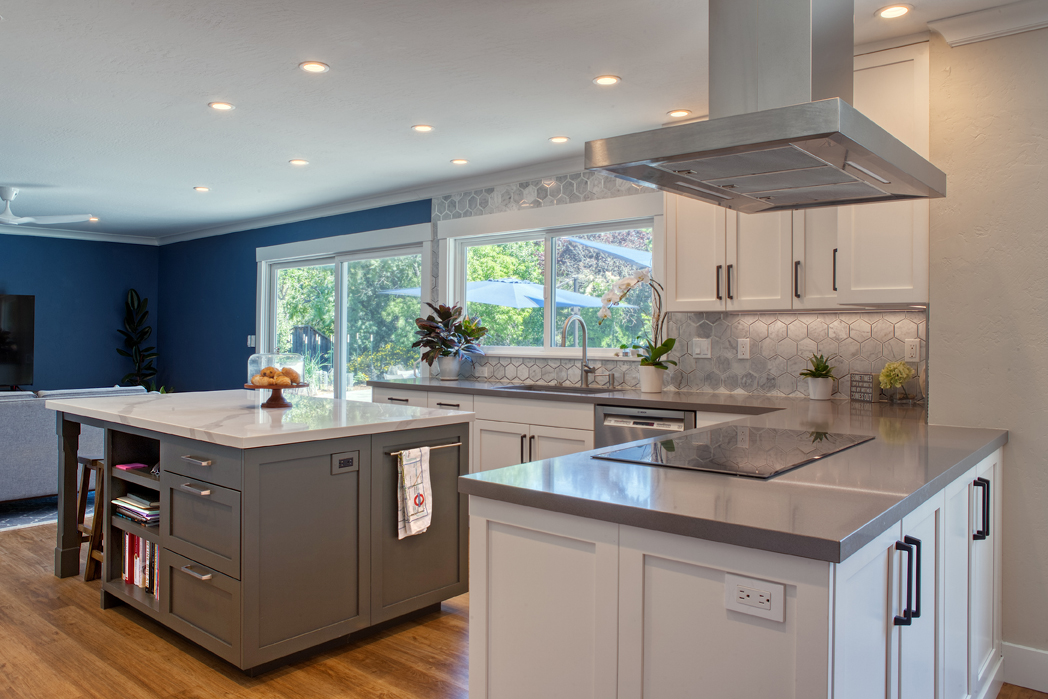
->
xmin=451 ymin=310 xmax=928 ymax=399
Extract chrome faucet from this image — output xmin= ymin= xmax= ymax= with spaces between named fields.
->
xmin=561 ymin=314 xmax=597 ymax=387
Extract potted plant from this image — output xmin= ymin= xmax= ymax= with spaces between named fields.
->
xmin=412 ymin=302 xmax=487 ymax=380
xmin=598 ymin=269 xmax=676 ymax=393
xmin=799 ymin=353 xmax=836 ymax=400
xmin=879 ymin=359 xmax=916 ymax=402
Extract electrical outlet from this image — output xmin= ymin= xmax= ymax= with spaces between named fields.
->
xmin=724 ymin=573 xmax=785 ymax=622
xmin=736 ymin=426 xmax=750 ymax=448
xmin=905 ymin=339 xmax=920 ymax=361
xmin=737 ymin=338 xmax=751 ymax=359
xmin=247 ymin=335 xmax=256 ymax=348
xmin=690 ymin=338 xmax=712 ymax=358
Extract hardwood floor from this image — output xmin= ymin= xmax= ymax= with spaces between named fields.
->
xmin=0 ymin=523 xmax=468 ymax=699
xmin=1 ymin=522 xmax=1044 ymax=699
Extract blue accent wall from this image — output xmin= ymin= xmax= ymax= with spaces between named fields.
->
xmin=158 ymin=201 xmax=431 ymax=392
xmin=0 ymin=234 xmax=160 ymax=390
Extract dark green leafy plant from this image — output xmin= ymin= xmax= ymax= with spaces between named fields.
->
xmin=116 ymin=289 xmax=158 ymax=386
xmin=412 ymin=303 xmax=488 ymax=366
xmin=799 ymin=353 xmax=836 ymax=379
xmin=631 ymin=337 xmax=678 ymax=370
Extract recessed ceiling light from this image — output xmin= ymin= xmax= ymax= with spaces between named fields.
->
xmin=549 ymin=136 xmax=570 ymax=143
xmin=88 ymin=216 xmax=98 ymax=222
xmin=451 ymin=159 xmax=469 ymax=165
xmin=194 ymin=186 xmax=210 ymax=192
xmin=877 ymin=4 xmax=911 ymax=18
xmin=289 ymin=159 xmax=309 ymax=166
xmin=208 ymin=102 xmax=234 ymax=111
xmin=412 ymin=124 xmax=434 ymax=132
xmin=593 ymin=75 xmax=621 ymax=86
xmin=299 ymin=61 xmax=330 ymax=73
xmin=667 ymin=109 xmax=692 ymax=118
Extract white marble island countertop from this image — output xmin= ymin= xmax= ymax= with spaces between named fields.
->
xmin=46 ymin=389 xmax=474 ymax=449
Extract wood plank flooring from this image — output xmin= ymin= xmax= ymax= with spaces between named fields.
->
xmin=0 ymin=522 xmax=1044 ymax=699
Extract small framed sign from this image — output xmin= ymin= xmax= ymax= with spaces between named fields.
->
xmin=850 ymin=373 xmax=876 ymax=402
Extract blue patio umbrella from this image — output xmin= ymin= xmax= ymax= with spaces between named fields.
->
xmin=380 ymin=278 xmax=633 ymax=309
xmin=564 ymin=238 xmax=652 ymax=269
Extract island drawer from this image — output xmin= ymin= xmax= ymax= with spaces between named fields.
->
xmin=161 ymin=436 xmax=243 ymax=491
xmin=161 ymin=472 xmax=241 ymax=580
xmin=162 ymin=549 xmax=241 ymax=665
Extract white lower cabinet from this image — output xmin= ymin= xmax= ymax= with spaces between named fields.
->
xmin=473 ymin=419 xmax=593 ymax=472
xmin=469 ymin=449 xmax=1003 ymax=699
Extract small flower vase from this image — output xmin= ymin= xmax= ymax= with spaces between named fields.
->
xmin=639 ymin=365 xmax=663 ymax=393
xmin=807 ymin=377 xmax=833 ymax=401
xmin=437 ymin=356 xmax=461 ymax=381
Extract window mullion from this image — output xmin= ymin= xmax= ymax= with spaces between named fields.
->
xmin=544 ymin=233 xmax=554 ymax=349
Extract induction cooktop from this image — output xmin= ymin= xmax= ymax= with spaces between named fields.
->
xmin=592 ymin=426 xmax=874 ymax=479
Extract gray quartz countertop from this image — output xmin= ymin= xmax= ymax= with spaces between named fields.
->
xmin=371 ymin=379 xmax=1008 ymax=563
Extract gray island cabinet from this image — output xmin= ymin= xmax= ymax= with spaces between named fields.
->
xmin=47 ymin=390 xmax=471 ymax=673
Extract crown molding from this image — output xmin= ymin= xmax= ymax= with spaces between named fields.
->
xmin=854 ymin=31 xmax=930 ymax=56
xmin=156 ymin=155 xmax=585 ymax=246
xmin=0 ymin=223 xmax=159 ymax=246
xmin=928 ymin=0 xmax=1048 ymax=47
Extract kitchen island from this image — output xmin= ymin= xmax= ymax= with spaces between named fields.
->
xmin=47 ymin=389 xmax=472 ymax=672
xmin=458 ymin=397 xmax=1007 ymax=699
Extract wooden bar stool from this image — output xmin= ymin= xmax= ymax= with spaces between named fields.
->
xmin=75 ymin=456 xmax=105 ymax=582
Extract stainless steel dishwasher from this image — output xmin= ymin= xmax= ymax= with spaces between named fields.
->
xmin=594 ymin=405 xmax=696 ymax=448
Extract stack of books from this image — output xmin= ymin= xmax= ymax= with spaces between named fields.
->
xmin=123 ymin=532 xmax=159 ymax=600
xmin=111 ymin=493 xmax=160 ymax=527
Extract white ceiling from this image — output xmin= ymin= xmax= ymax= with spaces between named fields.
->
xmin=0 ymin=0 xmax=1008 ymax=242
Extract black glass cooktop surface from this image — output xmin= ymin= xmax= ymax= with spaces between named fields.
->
xmin=592 ymin=426 xmax=874 ymax=479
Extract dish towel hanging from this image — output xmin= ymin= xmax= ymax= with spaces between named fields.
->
xmin=397 ymin=447 xmax=433 ymax=539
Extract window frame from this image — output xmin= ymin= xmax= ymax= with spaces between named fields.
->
xmin=449 ymin=218 xmax=656 ymax=359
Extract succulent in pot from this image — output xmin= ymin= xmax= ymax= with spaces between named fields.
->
xmin=799 ymin=353 xmax=837 ymax=400
xmin=412 ymin=303 xmax=487 ymax=380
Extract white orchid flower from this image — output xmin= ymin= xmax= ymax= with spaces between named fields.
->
xmin=597 ymin=305 xmax=612 ymax=322
xmin=614 ymin=276 xmax=639 ymax=293
xmin=601 ymin=290 xmax=618 ymax=305
xmin=635 ymin=268 xmax=651 ymax=284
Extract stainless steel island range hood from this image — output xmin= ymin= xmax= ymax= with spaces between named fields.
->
xmin=585 ymin=0 xmax=946 ymax=214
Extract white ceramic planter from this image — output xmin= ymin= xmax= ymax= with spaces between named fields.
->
xmin=639 ymin=365 xmax=664 ymax=393
xmin=807 ymin=376 xmax=833 ymax=400
xmin=437 ymin=356 xmax=461 ymax=381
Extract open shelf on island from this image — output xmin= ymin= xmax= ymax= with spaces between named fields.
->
xmin=111 ymin=467 xmax=160 ymax=489
xmin=111 ymin=515 xmax=160 ymax=543
xmin=105 ymin=579 xmax=160 ymax=615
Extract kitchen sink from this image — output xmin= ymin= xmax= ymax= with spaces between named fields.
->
xmin=496 ymin=383 xmax=617 ymax=395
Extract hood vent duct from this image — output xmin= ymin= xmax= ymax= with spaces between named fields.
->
xmin=585 ymin=0 xmax=945 ymax=213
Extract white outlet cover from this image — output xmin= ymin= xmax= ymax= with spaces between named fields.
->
xmin=905 ymin=339 xmax=920 ymax=361
xmin=690 ymin=338 xmax=712 ymax=358
xmin=737 ymin=338 xmax=751 ymax=359
xmin=724 ymin=573 xmax=785 ymax=622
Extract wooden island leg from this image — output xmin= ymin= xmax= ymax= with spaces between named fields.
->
xmin=55 ymin=413 xmax=82 ymax=578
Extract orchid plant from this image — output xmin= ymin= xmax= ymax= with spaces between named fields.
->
xmin=598 ymin=268 xmax=677 ymax=371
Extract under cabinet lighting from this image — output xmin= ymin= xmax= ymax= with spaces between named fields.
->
xmin=877 ymin=4 xmax=911 ymax=18
xmin=298 ymin=61 xmax=330 ymax=73
xmin=208 ymin=102 xmax=235 ymax=111
xmin=593 ymin=75 xmax=620 ymax=86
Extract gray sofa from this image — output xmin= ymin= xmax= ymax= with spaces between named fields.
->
xmin=0 ymin=386 xmax=148 ymax=503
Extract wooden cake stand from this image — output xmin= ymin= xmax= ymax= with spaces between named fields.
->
xmin=243 ymin=382 xmax=309 ymax=409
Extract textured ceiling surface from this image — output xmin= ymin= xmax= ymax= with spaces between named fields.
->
xmin=0 ymin=0 xmax=1006 ymax=240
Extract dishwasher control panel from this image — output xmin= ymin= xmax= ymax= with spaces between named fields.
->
xmin=602 ymin=415 xmax=686 ymax=431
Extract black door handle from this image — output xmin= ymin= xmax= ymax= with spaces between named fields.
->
xmin=716 ymin=264 xmax=723 ymax=300
xmin=903 ymin=535 xmax=922 ymax=619
xmin=529 ymin=435 xmax=535 ymax=461
xmin=520 ymin=434 xmax=526 ymax=464
xmin=894 ymin=540 xmax=914 ymax=626
xmin=832 ymin=248 xmax=838 ymax=291
xmin=794 ymin=260 xmax=801 ymax=299
xmin=973 ymin=477 xmax=991 ymax=540
xmin=726 ymin=264 xmax=734 ymax=300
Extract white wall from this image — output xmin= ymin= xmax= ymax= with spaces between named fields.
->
xmin=928 ymin=28 xmax=1048 ymax=654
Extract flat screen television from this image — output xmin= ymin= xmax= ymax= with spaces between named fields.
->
xmin=0 ymin=295 xmax=34 ymax=387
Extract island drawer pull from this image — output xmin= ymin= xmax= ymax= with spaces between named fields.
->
xmin=180 ymin=565 xmax=213 ymax=582
xmin=387 ymin=397 xmax=410 ymax=403
xmin=387 ymin=442 xmax=462 ymax=457
xmin=893 ymin=539 xmax=914 ymax=626
xmin=180 ymin=483 xmax=212 ymax=497
xmin=436 ymin=402 xmax=461 ymax=409
xmin=904 ymin=535 xmax=922 ymax=619
xmin=181 ymin=455 xmax=213 ymax=467
xmin=973 ymin=477 xmax=991 ymax=540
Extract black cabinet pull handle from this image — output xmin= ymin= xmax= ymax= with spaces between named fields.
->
xmin=529 ymin=435 xmax=535 ymax=461
xmin=904 ymin=535 xmax=922 ymax=619
xmin=520 ymin=434 xmax=526 ymax=463
xmin=726 ymin=264 xmax=734 ymax=300
xmin=387 ymin=397 xmax=409 ymax=403
xmin=436 ymin=402 xmax=460 ymax=409
xmin=894 ymin=540 xmax=914 ymax=626
xmin=794 ymin=260 xmax=801 ymax=299
xmin=832 ymin=248 xmax=838 ymax=291
xmin=716 ymin=264 xmax=723 ymax=300
xmin=974 ymin=477 xmax=991 ymax=540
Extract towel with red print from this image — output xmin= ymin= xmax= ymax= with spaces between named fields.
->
xmin=397 ymin=447 xmax=433 ymax=539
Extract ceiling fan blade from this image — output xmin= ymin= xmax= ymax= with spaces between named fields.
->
xmin=25 ymin=214 xmax=92 ymax=224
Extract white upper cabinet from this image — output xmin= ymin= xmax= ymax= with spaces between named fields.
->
xmin=663 ymin=42 xmax=931 ymax=312
xmin=837 ymin=43 xmax=931 ymax=306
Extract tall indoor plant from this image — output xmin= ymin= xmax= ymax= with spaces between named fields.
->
xmin=599 ymin=269 xmax=675 ymax=393
xmin=412 ymin=302 xmax=487 ymax=380
xmin=116 ymin=288 xmax=159 ymax=388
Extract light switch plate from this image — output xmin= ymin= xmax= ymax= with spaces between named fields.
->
xmin=724 ymin=573 xmax=785 ymax=622
xmin=690 ymin=338 xmax=712 ymax=358
xmin=247 ymin=335 xmax=256 ymax=348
